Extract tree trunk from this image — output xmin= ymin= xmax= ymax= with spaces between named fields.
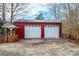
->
xmin=54 ymin=3 xmax=57 ymax=21
xmin=11 ymin=3 xmax=14 ymax=23
xmin=2 ymin=3 xmax=6 ymax=23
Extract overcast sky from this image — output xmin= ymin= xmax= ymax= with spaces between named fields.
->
xmin=28 ymin=3 xmax=48 ymax=15
xmin=21 ymin=3 xmax=49 ymax=19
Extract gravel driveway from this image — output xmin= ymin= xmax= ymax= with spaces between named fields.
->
xmin=0 ymin=39 xmax=79 ymax=56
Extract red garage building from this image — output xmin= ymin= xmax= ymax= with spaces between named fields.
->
xmin=14 ymin=20 xmax=62 ymax=39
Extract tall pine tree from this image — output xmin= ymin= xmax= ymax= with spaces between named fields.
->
xmin=35 ymin=12 xmax=44 ymax=20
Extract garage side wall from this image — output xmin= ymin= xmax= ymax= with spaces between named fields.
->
xmin=14 ymin=22 xmax=25 ymax=39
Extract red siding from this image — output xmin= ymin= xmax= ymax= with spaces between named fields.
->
xmin=15 ymin=23 xmax=24 ymax=39
xmin=14 ymin=22 xmax=62 ymax=39
xmin=41 ymin=24 xmax=44 ymax=39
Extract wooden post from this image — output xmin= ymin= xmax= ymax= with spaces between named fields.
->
xmin=10 ymin=29 xmax=13 ymax=35
xmin=13 ymin=29 xmax=15 ymax=35
xmin=4 ymin=28 xmax=6 ymax=35
xmin=4 ymin=28 xmax=7 ymax=42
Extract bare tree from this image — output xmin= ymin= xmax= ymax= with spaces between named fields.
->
xmin=10 ymin=3 xmax=30 ymax=23
xmin=11 ymin=3 xmax=14 ymax=23
xmin=2 ymin=3 xmax=6 ymax=23
xmin=47 ymin=3 xmax=58 ymax=21
xmin=54 ymin=3 xmax=57 ymax=21
xmin=47 ymin=3 xmax=68 ymax=21
xmin=0 ymin=3 xmax=30 ymax=23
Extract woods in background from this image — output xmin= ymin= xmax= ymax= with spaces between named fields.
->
xmin=62 ymin=4 xmax=79 ymax=41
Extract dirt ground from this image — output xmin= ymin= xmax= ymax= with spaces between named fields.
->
xmin=0 ymin=39 xmax=79 ymax=56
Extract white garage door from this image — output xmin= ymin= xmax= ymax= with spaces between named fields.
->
xmin=44 ymin=25 xmax=59 ymax=38
xmin=25 ymin=25 xmax=41 ymax=38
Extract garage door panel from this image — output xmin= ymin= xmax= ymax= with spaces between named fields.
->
xmin=33 ymin=26 xmax=41 ymax=38
xmin=44 ymin=26 xmax=59 ymax=38
xmin=25 ymin=27 xmax=33 ymax=38
xmin=25 ymin=26 xmax=41 ymax=38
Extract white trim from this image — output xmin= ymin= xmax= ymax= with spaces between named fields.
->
xmin=14 ymin=20 xmax=61 ymax=23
